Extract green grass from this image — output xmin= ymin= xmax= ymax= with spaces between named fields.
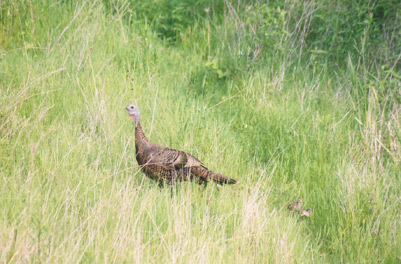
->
xmin=1 ymin=1 xmax=400 ymax=263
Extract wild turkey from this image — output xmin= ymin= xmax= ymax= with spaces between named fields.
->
xmin=299 ymin=208 xmax=313 ymax=218
xmin=288 ymin=198 xmax=303 ymax=212
xmin=124 ymin=104 xmax=238 ymax=185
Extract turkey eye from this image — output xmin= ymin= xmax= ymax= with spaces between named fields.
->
xmin=131 ymin=106 xmax=134 ymax=109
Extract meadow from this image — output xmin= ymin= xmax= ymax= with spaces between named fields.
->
xmin=1 ymin=0 xmax=400 ymax=263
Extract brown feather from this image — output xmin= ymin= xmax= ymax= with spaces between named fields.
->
xmin=133 ymin=121 xmax=237 ymax=185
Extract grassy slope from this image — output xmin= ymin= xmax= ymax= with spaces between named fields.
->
xmin=1 ymin=1 xmax=400 ymax=263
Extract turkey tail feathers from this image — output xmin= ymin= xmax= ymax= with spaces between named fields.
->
xmin=189 ymin=166 xmax=238 ymax=185
xmin=209 ymin=171 xmax=238 ymax=185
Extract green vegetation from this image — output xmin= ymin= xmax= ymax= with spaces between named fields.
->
xmin=1 ymin=0 xmax=400 ymax=262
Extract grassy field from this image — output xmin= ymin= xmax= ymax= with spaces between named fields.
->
xmin=1 ymin=1 xmax=400 ymax=263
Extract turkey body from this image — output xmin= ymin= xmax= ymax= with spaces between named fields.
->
xmin=134 ymin=122 xmax=237 ymax=185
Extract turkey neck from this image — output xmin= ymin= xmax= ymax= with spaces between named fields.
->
xmin=134 ymin=122 xmax=151 ymax=153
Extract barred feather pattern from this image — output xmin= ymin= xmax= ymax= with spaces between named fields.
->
xmin=133 ymin=122 xmax=237 ymax=185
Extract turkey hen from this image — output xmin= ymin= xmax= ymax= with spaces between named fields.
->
xmin=125 ymin=104 xmax=237 ymax=185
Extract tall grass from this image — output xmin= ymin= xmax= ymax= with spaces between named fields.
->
xmin=1 ymin=0 xmax=400 ymax=263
